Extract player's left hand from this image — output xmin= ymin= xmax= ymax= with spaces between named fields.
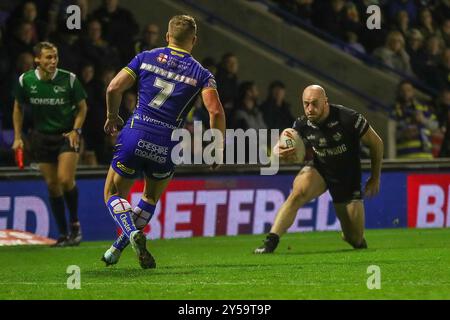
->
xmin=63 ymin=130 xmax=80 ymax=151
xmin=104 ymin=116 xmax=124 ymax=136
xmin=364 ymin=176 xmax=380 ymax=197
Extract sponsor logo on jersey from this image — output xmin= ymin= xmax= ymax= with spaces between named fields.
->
xmin=53 ymin=85 xmax=66 ymax=94
xmin=167 ymin=60 xmax=178 ymax=69
xmin=168 ymin=57 xmax=191 ymax=71
xmin=157 ymin=53 xmax=168 ymax=64
xmin=135 ymin=114 xmax=177 ymax=130
xmin=328 ymin=121 xmax=338 ymax=128
xmin=333 ymin=132 xmax=342 ymax=141
xmin=137 ymin=139 xmax=168 ymax=155
xmin=116 ymin=161 xmax=135 ymax=175
xmin=319 ymin=138 xmax=327 ymax=147
xmin=30 ymin=98 xmax=66 ymax=105
xmin=313 ymin=144 xmax=348 ymax=157
xmin=140 ymin=63 xmax=197 ymax=86
xmin=134 ymin=149 xmax=167 ymax=164
xmin=30 ymin=85 xmax=38 ymax=93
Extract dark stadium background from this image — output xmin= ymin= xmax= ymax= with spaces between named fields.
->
xmin=1 ymin=0 xmax=449 ymax=239
xmin=0 ymin=0 xmax=449 ymax=301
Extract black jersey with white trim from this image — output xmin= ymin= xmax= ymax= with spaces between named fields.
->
xmin=292 ymin=104 xmax=369 ymax=182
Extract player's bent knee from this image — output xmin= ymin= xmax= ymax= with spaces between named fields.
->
xmin=288 ymin=188 xmax=310 ymax=207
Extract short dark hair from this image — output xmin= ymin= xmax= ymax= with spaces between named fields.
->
xmin=33 ymin=41 xmax=57 ymax=57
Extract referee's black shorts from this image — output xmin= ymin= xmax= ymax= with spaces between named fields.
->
xmin=31 ymin=131 xmax=78 ymax=163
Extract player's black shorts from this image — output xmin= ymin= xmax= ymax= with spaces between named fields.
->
xmin=31 ymin=130 xmax=78 ymax=163
xmin=306 ymin=163 xmax=363 ymax=204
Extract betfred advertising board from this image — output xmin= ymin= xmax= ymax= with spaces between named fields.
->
xmin=0 ymin=171 xmax=446 ymax=241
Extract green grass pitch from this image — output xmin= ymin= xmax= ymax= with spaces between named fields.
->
xmin=1 ymin=228 xmax=449 ymax=300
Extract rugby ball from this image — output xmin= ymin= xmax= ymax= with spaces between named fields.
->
xmin=272 ymin=128 xmax=305 ymax=164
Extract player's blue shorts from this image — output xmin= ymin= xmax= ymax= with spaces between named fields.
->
xmin=111 ymin=123 xmax=177 ymax=180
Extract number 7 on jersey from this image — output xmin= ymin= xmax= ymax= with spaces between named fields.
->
xmin=149 ymin=77 xmax=175 ymax=109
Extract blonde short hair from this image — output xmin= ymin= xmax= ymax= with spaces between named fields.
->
xmin=33 ymin=41 xmax=57 ymax=57
xmin=168 ymin=15 xmax=197 ymax=44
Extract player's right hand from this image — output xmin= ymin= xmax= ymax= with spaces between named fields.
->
xmin=104 ymin=116 xmax=124 ymax=136
xmin=277 ymin=145 xmax=296 ymax=159
xmin=12 ymin=138 xmax=24 ymax=151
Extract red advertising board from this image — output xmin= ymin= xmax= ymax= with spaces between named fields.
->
xmin=407 ymin=174 xmax=450 ymax=228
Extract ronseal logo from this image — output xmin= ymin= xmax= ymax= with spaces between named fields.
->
xmin=30 ymin=98 xmax=66 ymax=105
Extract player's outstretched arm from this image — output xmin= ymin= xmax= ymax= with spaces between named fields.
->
xmin=361 ymin=126 xmax=384 ymax=197
xmin=202 ymin=88 xmax=226 ymax=169
xmin=12 ymin=100 xmax=24 ymax=150
xmin=104 ymin=69 xmax=135 ymax=135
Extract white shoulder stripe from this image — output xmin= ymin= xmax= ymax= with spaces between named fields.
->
xmin=19 ymin=74 xmax=24 ymax=87
xmin=69 ymin=72 xmax=76 ymax=88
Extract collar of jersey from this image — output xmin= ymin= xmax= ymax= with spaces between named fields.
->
xmin=35 ymin=68 xmax=58 ymax=81
xmin=167 ymin=45 xmax=191 ymax=55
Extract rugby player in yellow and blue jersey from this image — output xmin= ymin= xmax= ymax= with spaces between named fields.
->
xmin=102 ymin=15 xmax=226 ymax=269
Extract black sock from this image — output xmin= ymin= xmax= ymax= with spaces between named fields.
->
xmin=64 ymin=185 xmax=79 ymax=224
xmin=49 ymin=196 xmax=68 ymax=236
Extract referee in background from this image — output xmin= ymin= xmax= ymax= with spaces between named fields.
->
xmin=12 ymin=42 xmax=88 ymax=247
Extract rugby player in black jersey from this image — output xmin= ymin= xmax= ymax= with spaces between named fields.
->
xmin=255 ymin=85 xmax=384 ymax=253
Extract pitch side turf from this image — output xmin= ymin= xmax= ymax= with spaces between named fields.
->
xmin=1 ymin=228 xmax=449 ymax=300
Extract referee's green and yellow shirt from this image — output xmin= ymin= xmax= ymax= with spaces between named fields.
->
xmin=15 ymin=68 xmax=87 ymax=134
